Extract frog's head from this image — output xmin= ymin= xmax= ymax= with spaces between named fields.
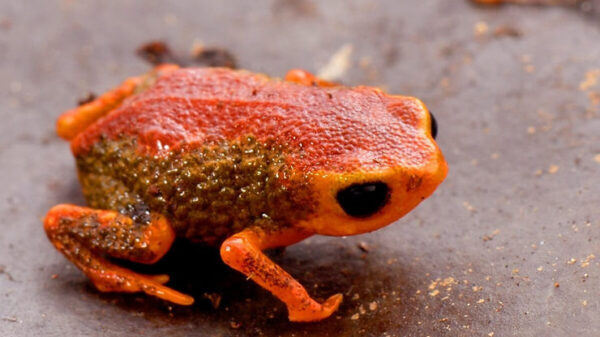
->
xmin=295 ymin=93 xmax=447 ymax=236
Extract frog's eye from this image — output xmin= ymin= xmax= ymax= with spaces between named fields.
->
xmin=429 ymin=111 xmax=438 ymax=139
xmin=336 ymin=182 xmax=390 ymax=218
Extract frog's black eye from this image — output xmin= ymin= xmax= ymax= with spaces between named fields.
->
xmin=336 ymin=182 xmax=390 ymax=218
xmin=429 ymin=111 xmax=438 ymax=139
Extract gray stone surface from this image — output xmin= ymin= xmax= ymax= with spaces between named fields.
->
xmin=1 ymin=0 xmax=599 ymax=336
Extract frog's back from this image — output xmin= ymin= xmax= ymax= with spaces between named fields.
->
xmin=72 ymin=67 xmax=432 ymax=173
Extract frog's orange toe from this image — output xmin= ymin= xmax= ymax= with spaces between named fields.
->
xmin=148 ymin=274 xmax=170 ymax=285
xmin=87 ymin=266 xmax=194 ymax=306
xmin=288 ymin=293 xmax=343 ymax=322
xmin=141 ymin=281 xmax=195 ymax=306
xmin=324 ymin=293 xmax=344 ymax=309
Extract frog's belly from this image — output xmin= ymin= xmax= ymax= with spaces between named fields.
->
xmin=76 ymin=135 xmax=316 ymax=246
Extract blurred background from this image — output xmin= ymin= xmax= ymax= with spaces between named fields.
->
xmin=1 ymin=1 xmax=599 ymax=336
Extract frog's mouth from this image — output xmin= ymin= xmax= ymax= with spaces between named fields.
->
xmin=335 ymin=182 xmax=390 ymax=218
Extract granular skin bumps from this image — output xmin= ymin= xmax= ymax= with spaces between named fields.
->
xmin=54 ymin=213 xmax=156 ymax=264
xmin=72 ymin=68 xmax=435 ymax=173
xmin=76 ymin=136 xmax=316 ymax=246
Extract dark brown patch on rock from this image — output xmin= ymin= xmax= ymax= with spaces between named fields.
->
xmin=136 ymin=41 xmax=180 ymax=66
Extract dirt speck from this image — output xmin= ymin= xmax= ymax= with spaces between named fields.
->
xmin=0 ymin=265 xmax=15 ymax=281
xmin=580 ymin=254 xmax=595 ymax=268
xmin=0 ymin=18 xmax=12 ymax=30
xmin=369 ymin=301 xmax=378 ymax=311
xmin=190 ymin=44 xmax=237 ymax=69
xmin=462 ymin=201 xmax=476 ymax=212
xmin=357 ymin=241 xmax=370 ymax=253
xmin=202 ymin=292 xmax=222 ymax=309
xmin=137 ymin=41 xmax=178 ymax=65
xmin=77 ymin=92 xmax=97 ymax=106
xmin=483 ymin=229 xmax=500 ymax=242
xmin=272 ymin=0 xmax=317 ymax=17
xmin=580 ymin=69 xmax=600 ymax=91
xmin=317 ymin=44 xmax=353 ymax=81
xmin=494 ymin=25 xmax=522 ymax=38
xmin=474 ymin=21 xmax=489 ymax=36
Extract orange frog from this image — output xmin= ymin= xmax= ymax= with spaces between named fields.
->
xmin=44 ymin=65 xmax=447 ymax=322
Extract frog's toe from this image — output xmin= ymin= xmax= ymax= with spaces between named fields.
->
xmin=148 ymin=274 xmax=170 ymax=284
xmin=287 ymin=293 xmax=343 ymax=322
xmin=87 ymin=266 xmax=194 ymax=306
xmin=323 ymin=293 xmax=344 ymax=311
xmin=139 ymin=279 xmax=195 ymax=306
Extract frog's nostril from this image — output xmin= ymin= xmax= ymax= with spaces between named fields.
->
xmin=336 ymin=182 xmax=390 ymax=218
xmin=429 ymin=111 xmax=438 ymax=139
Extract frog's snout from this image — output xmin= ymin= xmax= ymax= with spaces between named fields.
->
xmin=335 ymin=181 xmax=390 ymax=218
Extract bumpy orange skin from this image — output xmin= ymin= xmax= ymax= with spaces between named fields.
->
xmin=45 ymin=65 xmax=447 ymax=322
xmin=57 ymin=64 xmax=180 ymax=141
xmin=72 ymin=67 xmax=438 ymax=173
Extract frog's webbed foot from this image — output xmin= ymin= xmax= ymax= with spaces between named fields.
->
xmin=44 ymin=204 xmax=194 ymax=305
xmin=56 ymin=64 xmax=179 ymax=141
xmin=220 ymin=228 xmax=343 ymax=322
xmin=284 ymin=69 xmax=339 ymax=87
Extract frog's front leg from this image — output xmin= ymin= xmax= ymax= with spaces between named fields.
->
xmin=56 ymin=64 xmax=180 ymax=140
xmin=220 ymin=228 xmax=343 ymax=322
xmin=44 ymin=204 xmax=194 ymax=305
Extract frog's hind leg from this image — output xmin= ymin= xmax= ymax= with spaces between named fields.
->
xmin=43 ymin=204 xmax=194 ymax=305
xmin=284 ymin=69 xmax=339 ymax=87
xmin=220 ymin=227 xmax=343 ymax=322
xmin=56 ymin=64 xmax=180 ymax=141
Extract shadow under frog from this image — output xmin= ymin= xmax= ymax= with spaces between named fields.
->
xmin=84 ymin=236 xmax=416 ymax=335
xmin=51 ymin=173 xmax=415 ymax=334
